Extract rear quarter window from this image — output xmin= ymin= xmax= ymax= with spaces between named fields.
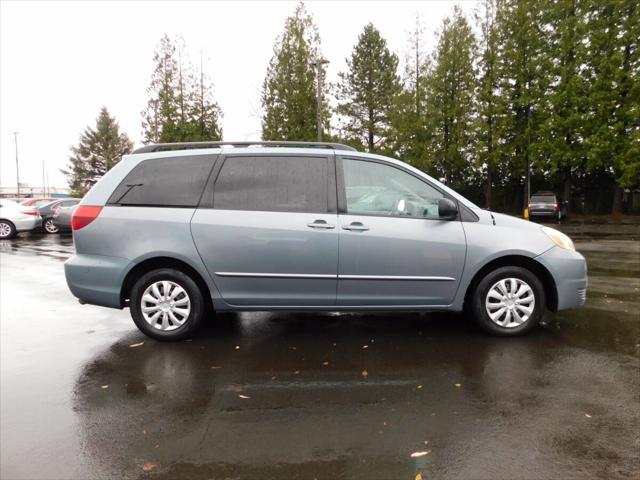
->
xmin=107 ymin=155 xmax=215 ymax=207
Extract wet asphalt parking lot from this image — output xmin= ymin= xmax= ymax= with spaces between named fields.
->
xmin=1 ymin=219 xmax=639 ymax=480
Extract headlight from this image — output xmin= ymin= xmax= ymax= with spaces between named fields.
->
xmin=542 ymin=226 xmax=575 ymax=251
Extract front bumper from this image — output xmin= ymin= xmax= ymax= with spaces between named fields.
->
xmin=535 ymin=246 xmax=588 ymax=310
xmin=64 ymin=254 xmax=132 ymax=308
xmin=14 ymin=216 xmax=42 ymax=232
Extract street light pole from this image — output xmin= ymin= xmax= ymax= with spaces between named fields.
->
xmin=13 ymin=132 xmax=20 ymax=196
xmin=312 ymin=59 xmax=329 ymax=142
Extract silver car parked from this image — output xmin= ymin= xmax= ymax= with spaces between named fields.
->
xmin=64 ymin=142 xmax=587 ymax=341
xmin=0 ymin=200 xmax=42 ymax=239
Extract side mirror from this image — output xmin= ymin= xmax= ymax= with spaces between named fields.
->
xmin=438 ymin=198 xmax=458 ymax=220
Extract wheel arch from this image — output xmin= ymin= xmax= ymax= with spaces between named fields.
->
xmin=120 ymin=256 xmax=213 ymax=310
xmin=463 ymin=255 xmax=558 ymax=312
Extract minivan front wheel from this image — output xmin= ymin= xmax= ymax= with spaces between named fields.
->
xmin=130 ymin=268 xmax=205 ymax=341
xmin=471 ymin=266 xmax=545 ymax=336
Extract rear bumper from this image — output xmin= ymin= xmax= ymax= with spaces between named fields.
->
xmin=14 ymin=216 xmax=41 ymax=232
xmin=529 ymin=209 xmax=558 ymax=217
xmin=64 ymin=254 xmax=132 ymax=308
xmin=535 ymin=246 xmax=587 ymax=310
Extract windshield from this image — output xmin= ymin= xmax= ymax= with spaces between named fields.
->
xmin=531 ymin=195 xmax=555 ymax=203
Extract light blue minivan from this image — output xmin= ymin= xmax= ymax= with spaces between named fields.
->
xmin=64 ymin=141 xmax=587 ymax=340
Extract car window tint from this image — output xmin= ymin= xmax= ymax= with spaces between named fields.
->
xmin=213 ymin=155 xmax=328 ymax=213
xmin=343 ymin=159 xmax=443 ymax=219
xmin=107 ymin=156 xmax=214 ymax=207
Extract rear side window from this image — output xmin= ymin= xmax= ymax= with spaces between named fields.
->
xmin=213 ymin=155 xmax=329 ymax=213
xmin=108 ymin=156 xmax=214 ymax=207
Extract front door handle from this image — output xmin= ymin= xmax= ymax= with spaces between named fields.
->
xmin=342 ymin=222 xmax=369 ymax=232
xmin=307 ymin=220 xmax=335 ymax=229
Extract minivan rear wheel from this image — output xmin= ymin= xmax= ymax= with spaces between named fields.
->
xmin=130 ymin=268 xmax=205 ymax=341
xmin=471 ymin=266 xmax=545 ymax=336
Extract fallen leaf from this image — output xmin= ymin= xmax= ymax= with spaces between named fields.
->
xmin=294 ymin=370 xmax=300 ymax=375
xmin=424 ymin=440 xmax=429 ymax=445
xmin=455 ymin=383 xmax=462 ymax=388
xmin=585 ymin=413 xmax=592 ymax=418
xmin=415 ymin=474 xmax=423 ymax=480
xmin=271 ymin=375 xmax=277 ymax=380
xmin=210 ymin=365 xmax=222 ymax=369
xmin=238 ymin=394 xmax=251 ymax=399
xmin=234 ymin=345 xmax=240 ymax=350
xmin=361 ymin=370 xmax=369 ymax=377
xmin=129 ymin=342 xmax=144 ymax=348
xmin=362 ymin=345 xmax=369 ymax=349
xmin=142 ymin=462 xmax=155 ymax=472
xmin=417 ymin=385 xmax=423 ymax=390
xmin=289 ymin=346 xmax=297 ymax=350
xmin=100 ymin=385 xmax=109 ymax=389
xmin=410 ymin=450 xmax=431 ymax=458
xmin=323 ymin=361 xmax=330 ymax=366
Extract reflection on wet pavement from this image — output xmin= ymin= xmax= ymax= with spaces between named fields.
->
xmin=1 ymin=221 xmax=639 ymax=479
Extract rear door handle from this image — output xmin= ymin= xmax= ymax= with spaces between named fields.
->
xmin=307 ymin=220 xmax=335 ymax=229
xmin=342 ymin=222 xmax=369 ymax=232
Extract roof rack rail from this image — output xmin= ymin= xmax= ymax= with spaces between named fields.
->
xmin=132 ymin=141 xmax=357 ymax=154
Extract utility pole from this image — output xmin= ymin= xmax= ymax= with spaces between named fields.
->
xmin=13 ymin=132 xmax=20 ymax=196
xmin=312 ymin=59 xmax=329 ymax=141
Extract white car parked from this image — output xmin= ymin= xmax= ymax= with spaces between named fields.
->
xmin=0 ymin=200 xmax=42 ymax=239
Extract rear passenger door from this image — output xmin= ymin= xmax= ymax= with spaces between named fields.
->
xmin=191 ymin=153 xmax=339 ymax=307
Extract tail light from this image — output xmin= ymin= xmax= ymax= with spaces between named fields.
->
xmin=71 ymin=206 xmax=103 ymax=231
xmin=21 ymin=209 xmax=39 ymax=216
xmin=554 ymin=203 xmax=559 ymax=209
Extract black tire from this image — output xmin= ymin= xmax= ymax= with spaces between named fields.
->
xmin=471 ymin=266 xmax=545 ymax=336
xmin=129 ymin=268 xmax=206 ymax=341
xmin=0 ymin=220 xmax=16 ymax=239
xmin=43 ymin=217 xmax=59 ymax=234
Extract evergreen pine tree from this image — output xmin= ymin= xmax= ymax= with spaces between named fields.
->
xmin=64 ymin=107 xmax=133 ymax=197
xmin=475 ymin=0 xmax=502 ymax=208
xmin=583 ymin=0 xmax=639 ymax=212
xmin=141 ymin=34 xmax=180 ymax=143
xmin=494 ymin=0 xmax=551 ymax=207
xmin=390 ymin=14 xmax=432 ymax=170
xmin=337 ymin=23 xmax=401 ymax=152
xmin=427 ymin=6 xmax=477 ymax=189
xmin=261 ymin=2 xmax=327 ymax=141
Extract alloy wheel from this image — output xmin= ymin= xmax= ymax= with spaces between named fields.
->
xmin=44 ymin=219 xmax=59 ymax=233
xmin=0 ymin=222 xmax=12 ymax=238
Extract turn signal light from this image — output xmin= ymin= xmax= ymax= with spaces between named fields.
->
xmin=71 ymin=206 xmax=103 ymax=231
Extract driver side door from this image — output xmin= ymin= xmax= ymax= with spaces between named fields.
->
xmin=336 ymin=157 xmax=467 ymax=307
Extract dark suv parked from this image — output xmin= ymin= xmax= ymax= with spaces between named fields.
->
xmin=528 ymin=192 xmax=567 ymax=221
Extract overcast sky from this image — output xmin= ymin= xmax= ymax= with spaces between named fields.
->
xmin=0 ymin=0 xmax=476 ymax=189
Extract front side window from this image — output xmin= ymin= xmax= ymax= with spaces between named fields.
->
xmin=107 ymin=156 xmax=214 ymax=207
xmin=213 ymin=155 xmax=328 ymax=213
xmin=342 ymin=158 xmax=444 ymax=219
